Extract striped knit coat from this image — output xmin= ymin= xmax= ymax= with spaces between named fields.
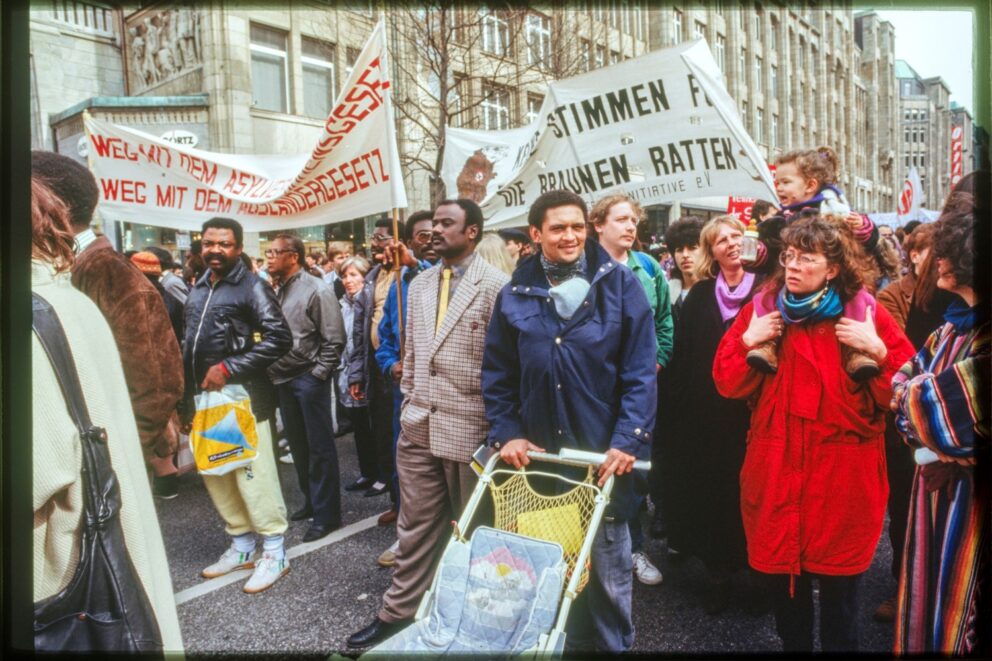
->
xmin=892 ymin=304 xmax=989 ymax=655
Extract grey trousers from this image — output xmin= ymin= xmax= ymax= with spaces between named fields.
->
xmin=379 ymin=433 xmax=477 ymax=623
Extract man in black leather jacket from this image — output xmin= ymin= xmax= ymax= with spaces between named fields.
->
xmin=180 ymin=217 xmax=295 ymax=595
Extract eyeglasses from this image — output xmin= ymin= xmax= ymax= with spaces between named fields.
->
xmin=264 ymin=248 xmax=294 ymax=257
xmin=202 ymin=240 xmax=236 ymax=250
xmin=413 ymin=230 xmax=434 ymax=243
xmin=370 ymin=233 xmax=393 ymax=244
xmin=779 ymin=250 xmax=826 ymax=268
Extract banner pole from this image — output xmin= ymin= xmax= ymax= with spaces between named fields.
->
xmin=392 ymin=207 xmax=405 ymax=362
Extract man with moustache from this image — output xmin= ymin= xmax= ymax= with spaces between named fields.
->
xmin=265 ymin=233 xmax=346 ymax=543
xmin=347 ymin=199 xmax=509 ymax=649
xmin=179 ymin=217 xmax=293 ymax=594
xmin=482 ymin=190 xmax=657 ymax=653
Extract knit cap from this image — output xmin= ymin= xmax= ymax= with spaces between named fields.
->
xmin=131 ymin=251 xmax=162 ymax=276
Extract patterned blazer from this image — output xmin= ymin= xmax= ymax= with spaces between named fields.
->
xmin=399 ymin=253 xmax=510 ymax=463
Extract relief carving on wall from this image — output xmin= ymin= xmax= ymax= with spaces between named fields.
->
xmin=127 ymin=5 xmax=202 ymax=92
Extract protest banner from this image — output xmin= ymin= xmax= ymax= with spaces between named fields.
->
xmin=440 ymin=39 xmax=777 ymax=228
xmin=84 ymin=20 xmax=405 ymax=232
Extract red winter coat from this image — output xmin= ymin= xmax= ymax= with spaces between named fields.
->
xmin=713 ymin=301 xmax=915 ymax=577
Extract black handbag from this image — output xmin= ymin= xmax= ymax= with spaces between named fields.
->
xmin=32 ymin=293 xmax=164 ymax=655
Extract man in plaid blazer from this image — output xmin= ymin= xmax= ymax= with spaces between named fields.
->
xmin=347 ymin=199 xmax=510 ymax=649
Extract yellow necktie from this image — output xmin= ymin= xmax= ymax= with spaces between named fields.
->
xmin=435 ymin=267 xmax=452 ymax=333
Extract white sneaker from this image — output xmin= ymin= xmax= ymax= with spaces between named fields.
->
xmin=202 ymin=545 xmax=257 ymax=579
xmin=377 ymin=540 xmax=400 ymax=568
xmin=632 ymin=551 xmax=663 ymax=585
xmin=279 ymin=452 xmax=294 ymax=464
xmin=243 ymin=553 xmax=290 ymax=594
xmin=278 ymin=437 xmax=289 ymax=449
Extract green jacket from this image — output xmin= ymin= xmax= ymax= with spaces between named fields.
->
xmin=627 ymin=250 xmax=674 ymax=367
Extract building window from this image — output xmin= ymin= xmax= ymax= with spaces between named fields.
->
xmin=798 ymin=38 xmax=805 ymax=69
xmin=672 ymin=10 xmax=682 ymax=44
xmin=770 ymin=64 xmax=778 ymax=96
xmin=449 ymin=74 xmax=466 ymax=127
xmin=48 ymin=0 xmax=115 ymax=37
xmin=621 ymin=0 xmax=632 ymax=34
xmin=904 ymin=128 xmax=910 ymax=142
xmin=752 ymin=9 xmax=762 ymax=41
xmin=693 ymin=20 xmax=705 ymax=41
xmin=756 ymin=107 xmax=764 ymax=141
xmin=742 ymin=100 xmax=749 ymax=120
xmin=920 ymin=154 xmax=925 ymax=169
xmin=481 ymin=8 xmax=509 ymax=56
xmin=634 ymin=5 xmax=644 ymax=40
xmin=771 ymin=113 xmax=778 ymax=147
xmin=581 ymin=39 xmax=592 ymax=71
xmin=770 ymin=16 xmax=779 ymax=51
xmin=525 ymin=93 xmax=544 ymax=124
xmin=739 ymin=47 xmax=746 ymax=79
xmin=610 ymin=50 xmax=620 ymax=65
xmin=345 ymin=47 xmax=360 ymax=78
xmin=525 ymin=12 xmax=551 ymax=68
xmin=611 ymin=1 xmax=621 ymax=30
xmin=250 ymin=24 xmax=289 ymax=113
xmin=714 ymin=34 xmax=726 ymax=73
xmin=905 ymin=155 xmax=910 ymax=168
xmin=754 ymin=55 xmax=762 ymax=93
xmin=481 ymin=82 xmax=510 ymax=130
xmin=920 ymin=110 xmax=927 ymax=120
xmin=301 ymin=37 xmax=336 ymax=119
xmin=595 ymin=44 xmax=607 ymax=69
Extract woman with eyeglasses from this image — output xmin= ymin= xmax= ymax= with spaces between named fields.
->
xmin=663 ymin=214 xmax=762 ymax=615
xmin=713 ymin=215 xmax=915 ymax=652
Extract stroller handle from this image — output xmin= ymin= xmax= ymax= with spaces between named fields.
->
xmin=525 ymin=448 xmax=651 ymax=472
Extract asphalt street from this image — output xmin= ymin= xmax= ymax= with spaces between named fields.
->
xmin=158 ymin=429 xmax=898 ymax=656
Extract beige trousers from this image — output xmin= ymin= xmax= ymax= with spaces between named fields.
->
xmin=201 ymin=421 xmax=288 ymax=537
xmin=379 ymin=432 xmax=478 ymax=623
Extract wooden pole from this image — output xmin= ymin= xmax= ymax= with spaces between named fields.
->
xmin=391 ymin=208 xmax=405 ymax=361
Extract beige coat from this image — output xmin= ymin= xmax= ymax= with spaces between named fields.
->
xmin=399 ymin=255 xmax=510 ymax=463
xmin=32 ymin=261 xmax=183 ymax=653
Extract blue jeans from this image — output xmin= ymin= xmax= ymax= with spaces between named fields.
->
xmin=277 ymin=372 xmax=341 ymax=527
xmin=565 ymin=518 xmax=635 ymax=652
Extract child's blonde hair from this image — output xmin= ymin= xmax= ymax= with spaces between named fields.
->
xmin=776 ymin=146 xmax=840 ymax=187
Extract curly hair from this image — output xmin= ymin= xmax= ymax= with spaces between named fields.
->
xmin=693 ymin=215 xmax=746 ymax=282
xmin=932 ymin=210 xmax=976 ymax=289
xmin=765 ymin=215 xmax=874 ymax=303
xmin=32 ymin=178 xmax=77 ymax=273
xmin=664 ymin=215 xmax=705 ymax=252
xmin=775 ymin=146 xmax=840 ymax=187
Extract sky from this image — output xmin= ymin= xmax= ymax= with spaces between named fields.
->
xmin=873 ymin=9 xmax=974 ymax=112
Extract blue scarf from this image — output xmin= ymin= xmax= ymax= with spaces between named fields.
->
xmin=943 ymin=298 xmax=987 ymax=333
xmin=776 ymin=283 xmax=843 ymax=324
xmin=540 ymin=251 xmax=587 ymax=285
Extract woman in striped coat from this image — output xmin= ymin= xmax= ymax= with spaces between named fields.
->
xmin=892 ymin=207 xmax=989 ymax=655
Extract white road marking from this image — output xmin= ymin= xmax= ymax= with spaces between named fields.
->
xmin=174 ymin=513 xmax=382 ymax=605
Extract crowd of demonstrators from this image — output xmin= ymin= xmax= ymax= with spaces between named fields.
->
xmin=28 ymin=140 xmax=988 ymax=657
xmin=715 ymin=216 xmax=915 ymax=652
xmin=482 ymin=190 xmax=658 ymax=653
xmin=265 ymin=233 xmax=347 ymax=543
xmin=30 ymin=176 xmax=184 ymax=653
xmin=588 ymin=193 xmax=673 ymax=587
xmin=348 ymin=199 xmax=510 ymax=648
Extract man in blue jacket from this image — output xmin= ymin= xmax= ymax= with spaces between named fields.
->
xmin=482 ymin=189 xmax=657 ymax=653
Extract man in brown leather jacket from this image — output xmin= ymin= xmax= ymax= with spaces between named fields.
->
xmin=32 ymin=151 xmax=185 ymax=499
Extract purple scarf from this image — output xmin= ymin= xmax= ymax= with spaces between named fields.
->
xmin=715 ymin=271 xmax=756 ymax=322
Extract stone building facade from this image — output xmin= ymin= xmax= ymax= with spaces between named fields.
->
xmin=895 ymin=59 xmax=955 ymax=210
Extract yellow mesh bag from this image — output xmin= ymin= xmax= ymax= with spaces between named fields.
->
xmin=489 ymin=468 xmax=598 ymax=594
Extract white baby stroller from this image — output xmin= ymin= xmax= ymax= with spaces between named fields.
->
xmin=365 ymin=446 xmax=649 ymax=658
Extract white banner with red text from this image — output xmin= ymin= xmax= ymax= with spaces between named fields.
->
xmin=84 ymin=21 xmax=405 ymax=232
xmin=441 ymin=39 xmax=777 ymax=229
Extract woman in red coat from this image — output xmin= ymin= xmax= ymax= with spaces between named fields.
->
xmin=713 ymin=215 xmax=915 ymax=652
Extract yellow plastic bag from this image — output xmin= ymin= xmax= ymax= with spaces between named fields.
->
xmin=516 ymin=502 xmax=584 ymax=556
xmin=190 ymin=384 xmax=259 ymax=476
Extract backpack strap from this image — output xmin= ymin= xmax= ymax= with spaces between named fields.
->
xmin=632 ymin=251 xmax=657 ymax=278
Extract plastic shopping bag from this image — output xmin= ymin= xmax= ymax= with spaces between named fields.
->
xmin=190 ymin=384 xmax=259 ymax=476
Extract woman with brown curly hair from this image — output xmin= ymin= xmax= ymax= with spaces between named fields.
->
xmin=32 ymin=177 xmax=183 ymax=652
xmin=713 ymin=215 xmax=915 ymax=652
